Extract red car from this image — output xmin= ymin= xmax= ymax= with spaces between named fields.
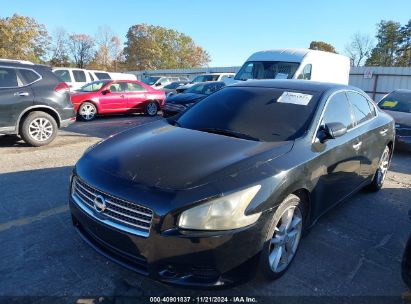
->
xmin=70 ymin=80 xmax=165 ymax=121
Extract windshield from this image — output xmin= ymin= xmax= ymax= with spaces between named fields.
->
xmin=235 ymin=61 xmax=300 ymax=81
xmin=378 ymin=91 xmax=411 ymax=113
xmin=164 ymin=82 xmax=183 ymax=89
xmin=142 ymin=76 xmax=160 ymax=85
xmin=79 ymin=81 xmax=108 ymax=92
xmin=176 ymin=86 xmax=321 ymax=142
xmin=186 ymin=82 xmax=225 ymax=95
xmin=191 ymin=75 xmax=219 ymax=83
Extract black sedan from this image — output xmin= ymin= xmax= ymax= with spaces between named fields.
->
xmin=163 ymin=81 xmax=225 ymax=117
xmin=162 ymin=81 xmax=188 ymax=97
xmin=378 ymin=89 xmax=411 ymax=150
xmin=69 ymin=80 xmax=395 ymax=287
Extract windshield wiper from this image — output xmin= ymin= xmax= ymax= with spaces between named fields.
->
xmin=198 ymin=128 xmax=260 ymax=141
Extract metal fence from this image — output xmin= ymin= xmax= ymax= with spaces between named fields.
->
xmin=129 ymin=66 xmax=411 ymax=101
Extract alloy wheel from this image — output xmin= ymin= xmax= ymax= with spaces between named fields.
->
xmin=80 ymin=104 xmax=97 ymax=120
xmin=147 ymin=102 xmax=158 ymax=116
xmin=28 ymin=118 xmax=54 ymax=142
xmin=376 ymin=147 xmax=390 ymax=186
xmin=269 ymin=206 xmax=303 ymax=273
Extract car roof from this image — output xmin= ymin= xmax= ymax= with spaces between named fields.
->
xmin=391 ymin=89 xmax=411 ymax=94
xmin=0 ymin=60 xmax=49 ymax=69
xmin=229 ymin=79 xmax=359 ymax=93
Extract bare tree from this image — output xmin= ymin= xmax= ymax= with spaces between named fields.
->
xmin=49 ymin=27 xmax=70 ymax=67
xmin=68 ymin=34 xmax=94 ymax=68
xmin=345 ymin=32 xmax=374 ymax=66
xmin=91 ymin=26 xmax=124 ymax=70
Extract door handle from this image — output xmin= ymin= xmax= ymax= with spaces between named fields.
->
xmin=120 ymin=94 xmax=125 ymax=98
xmin=14 ymin=92 xmax=30 ymax=97
xmin=353 ymin=142 xmax=362 ymax=151
xmin=379 ymin=128 xmax=388 ymax=136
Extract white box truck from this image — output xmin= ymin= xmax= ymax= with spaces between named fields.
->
xmin=232 ymin=48 xmax=350 ymax=85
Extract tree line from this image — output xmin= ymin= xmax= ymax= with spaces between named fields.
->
xmin=309 ymin=20 xmax=410 ymax=67
xmin=0 ymin=14 xmax=410 ymax=70
xmin=0 ymin=14 xmax=210 ymax=71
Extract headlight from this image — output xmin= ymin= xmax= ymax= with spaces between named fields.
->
xmin=178 ymin=185 xmax=261 ymax=230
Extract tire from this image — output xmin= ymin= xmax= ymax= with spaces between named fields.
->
xmin=365 ymin=145 xmax=391 ymax=192
xmin=146 ymin=101 xmax=158 ymax=116
xmin=78 ymin=102 xmax=97 ymax=121
xmin=19 ymin=111 xmax=58 ymax=147
xmin=260 ymin=194 xmax=305 ymax=280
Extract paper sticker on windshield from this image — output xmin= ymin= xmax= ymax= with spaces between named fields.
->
xmin=277 ymin=92 xmax=313 ymax=106
xmin=381 ymin=100 xmax=398 ymax=108
xmin=275 ymin=73 xmax=288 ymax=79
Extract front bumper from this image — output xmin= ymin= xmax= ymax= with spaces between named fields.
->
xmin=69 ymin=195 xmax=270 ymax=288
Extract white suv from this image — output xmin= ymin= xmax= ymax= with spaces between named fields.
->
xmin=52 ymin=68 xmax=93 ymax=91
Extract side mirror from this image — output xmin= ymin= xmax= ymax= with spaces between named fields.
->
xmin=101 ymin=89 xmax=111 ymax=95
xmin=155 ymin=82 xmax=161 ymax=87
xmin=317 ymin=122 xmax=347 ymax=143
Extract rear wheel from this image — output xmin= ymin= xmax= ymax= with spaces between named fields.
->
xmin=146 ymin=101 xmax=158 ymax=116
xmin=78 ymin=102 xmax=97 ymax=121
xmin=19 ymin=111 xmax=58 ymax=147
xmin=366 ymin=146 xmax=391 ymax=192
xmin=260 ymin=194 xmax=305 ymax=280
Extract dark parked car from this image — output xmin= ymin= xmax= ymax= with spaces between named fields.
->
xmin=0 ymin=59 xmax=76 ymax=146
xmin=403 ymin=210 xmax=411 ymax=289
xmin=378 ymin=89 xmax=411 ymax=150
xmin=163 ymin=81 xmax=225 ymax=117
xmin=162 ymin=81 xmax=188 ymax=96
xmin=69 ymin=80 xmax=394 ymax=287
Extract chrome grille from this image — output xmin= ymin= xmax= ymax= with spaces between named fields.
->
xmin=72 ymin=176 xmax=153 ymax=236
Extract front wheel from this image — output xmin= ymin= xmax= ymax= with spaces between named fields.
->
xmin=146 ymin=101 xmax=158 ymax=116
xmin=366 ymin=145 xmax=391 ymax=192
xmin=78 ymin=102 xmax=97 ymax=121
xmin=260 ymin=194 xmax=305 ymax=280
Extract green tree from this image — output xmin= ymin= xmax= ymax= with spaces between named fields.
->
xmin=309 ymin=41 xmax=337 ymax=53
xmin=365 ymin=20 xmax=403 ymax=66
xmin=0 ymin=14 xmax=50 ymax=63
xmin=396 ymin=20 xmax=411 ymax=66
xmin=124 ymin=24 xmax=210 ymax=70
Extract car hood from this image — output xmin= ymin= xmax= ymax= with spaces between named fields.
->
xmin=76 ymin=120 xmax=293 ymax=191
xmin=166 ymin=93 xmax=206 ymax=105
xmin=384 ymin=110 xmax=411 ymax=127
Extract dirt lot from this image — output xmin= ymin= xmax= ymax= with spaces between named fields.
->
xmin=0 ymin=114 xmax=410 ymax=303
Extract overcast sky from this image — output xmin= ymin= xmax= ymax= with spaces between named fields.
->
xmin=2 ymin=0 xmax=411 ymax=66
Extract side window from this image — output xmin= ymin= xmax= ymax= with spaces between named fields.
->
xmin=297 ymin=64 xmax=312 ymax=80
xmin=53 ymin=70 xmax=72 ymax=82
xmin=19 ymin=69 xmax=41 ymax=84
xmin=322 ymin=92 xmax=354 ymax=130
xmin=107 ymin=82 xmax=123 ymax=93
xmin=126 ymin=82 xmax=146 ymax=92
xmin=72 ymin=70 xmax=86 ymax=82
xmin=95 ymin=72 xmax=111 ymax=80
xmin=346 ymin=92 xmax=374 ymax=125
xmin=0 ymin=67 xmax=19 ymax=88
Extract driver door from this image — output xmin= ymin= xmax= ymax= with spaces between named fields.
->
xmin=99 ymin=82 xmax=127 ymax=112
xmin=312 ymin=91 xmax=362 ymax=215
